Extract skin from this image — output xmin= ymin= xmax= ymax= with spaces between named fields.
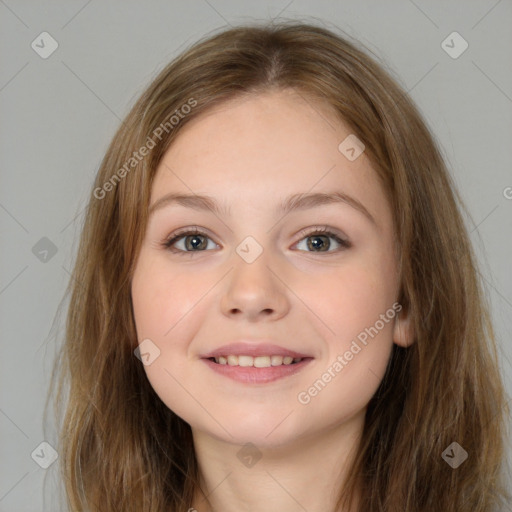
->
xmin=131 ymin=89 xmax=414 ymax=512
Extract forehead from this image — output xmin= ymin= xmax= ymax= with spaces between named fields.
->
xmin=150 ymin=90 xmax=388 ymax=227
xmin=163 ymin=89 xmax=346 ymax=168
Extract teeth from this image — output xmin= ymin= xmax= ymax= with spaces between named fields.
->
xmin=213 ymin=355 xmax=304 ymax=367
xmin=238 ymin=355 xmax=253 ymax=367
xmin=271 ymin=355 xmax=283 ymax=366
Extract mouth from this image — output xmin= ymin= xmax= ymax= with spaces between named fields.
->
xmin=202 ymin=355 xmax=314 ymax=384
xmin=206 ymin=355 xmax=309 ymax=367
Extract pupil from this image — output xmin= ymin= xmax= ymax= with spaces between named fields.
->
xmin=308 ymin=235 xmax=328 ymax=252
xmin=187 ymin=235 xmax=206 ymax=250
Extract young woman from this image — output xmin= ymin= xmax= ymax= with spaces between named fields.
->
xmin=48 ymin=20 xmax=511 ymax=511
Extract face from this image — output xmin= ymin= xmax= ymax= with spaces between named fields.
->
xmin=131 ymin=89 xmax=413 ymax=448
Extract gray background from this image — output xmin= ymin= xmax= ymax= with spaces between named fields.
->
xmin=1 ymin=1 xmax=511 ymax=510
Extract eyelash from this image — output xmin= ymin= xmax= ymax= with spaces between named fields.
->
xmin=161 ymin=225 xmax=351 ymax=256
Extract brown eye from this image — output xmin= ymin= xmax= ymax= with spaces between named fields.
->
xmin=162 ymin=229 xmax=218 ymax=254
xmin=294 ymin=227 xmax=351 ymax=253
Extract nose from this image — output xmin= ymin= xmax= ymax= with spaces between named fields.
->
xmin=220 ymin=249 xmax=290 ymax=322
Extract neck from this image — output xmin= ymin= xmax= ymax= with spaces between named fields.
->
xmin=189 ymin=409 xmax=365 ymax=512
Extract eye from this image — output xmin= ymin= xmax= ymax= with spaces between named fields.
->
xmin=161 ymin=227 xmax=218 ymax=255
xmin=293 ymin=226 xmax=351 ymax=253
xmin=161 ymin=225 xmax=351 ymax=255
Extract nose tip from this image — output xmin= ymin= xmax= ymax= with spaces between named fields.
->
xmin=221 ymin=248 xmax=290 ymax=322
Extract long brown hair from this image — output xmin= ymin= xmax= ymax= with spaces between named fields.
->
xmin=46 ymin=20 xmax=511 ymax=511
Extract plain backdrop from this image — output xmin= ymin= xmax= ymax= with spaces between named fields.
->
xmin=1 ymin=1 xmax=511 ymax=510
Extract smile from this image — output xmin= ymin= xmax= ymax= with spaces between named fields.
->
xmin=210 ymin=354 xmax=304 ymax=367
xmin=203 ymin=356 xmax=314 ymax=384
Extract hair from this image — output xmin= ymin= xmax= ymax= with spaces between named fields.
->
xmin=45 ymin=19 xmax=511 ymax=512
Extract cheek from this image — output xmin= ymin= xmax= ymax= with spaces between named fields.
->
xmin=130 ymin=254 xmax=206 ymax=419
xmin=294 ymin=266 xmax=396 ymax=419
xmin=303 ymin=256 xmax=397 ymax=388
xmin=131 ymin=253 xmax=204 ymax=340
xmin=306 ymin=259 xmax=397 ymax=338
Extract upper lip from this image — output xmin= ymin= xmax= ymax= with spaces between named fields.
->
xmin=201 ymin=341 xmax=313 ymax=359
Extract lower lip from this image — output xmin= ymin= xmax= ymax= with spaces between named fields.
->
xmin=202 ymin=358 xmax=314 ymax=384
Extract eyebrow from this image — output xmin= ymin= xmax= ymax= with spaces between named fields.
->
xmin=148 ymin=191 xmax=377 ymax=226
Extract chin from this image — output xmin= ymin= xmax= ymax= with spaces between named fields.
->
xmin=196 ymin=412 xmax=306 ymax=450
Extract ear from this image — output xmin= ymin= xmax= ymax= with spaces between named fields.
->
xmin=392 ymin=303 xmax=415 ymax=347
